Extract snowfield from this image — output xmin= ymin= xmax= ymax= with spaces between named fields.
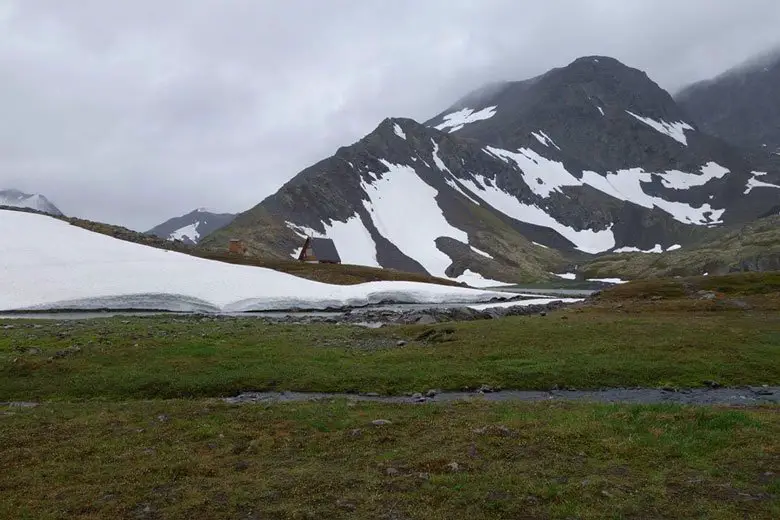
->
xmin=625 ymin=110 xmax=694 ymax=145
xmin=0 ymin=210 xmax=513 ymax=313
xmin=433 ymin=106 xmax=497 ymax=133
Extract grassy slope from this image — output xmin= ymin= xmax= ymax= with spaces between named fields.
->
xmin=2 ymin=272 xmax=779 ymax=519
xmin=582 ymin=215 xmax=780 ymax=279
xmin=2 ymin=273 xmax=779 ymax=401
xmin=2 ymin=400 xmax=777 ymax=520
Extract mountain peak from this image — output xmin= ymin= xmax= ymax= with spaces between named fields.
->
xmin=0 ymin=189 xmax=63 ymax=216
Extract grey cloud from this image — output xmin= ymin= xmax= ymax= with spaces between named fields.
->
xmin=1 ymin=0 xmax=779 ymax=229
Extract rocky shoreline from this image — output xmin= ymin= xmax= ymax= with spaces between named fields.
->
xmin=223 ymin=386 xmax=780 ymax=407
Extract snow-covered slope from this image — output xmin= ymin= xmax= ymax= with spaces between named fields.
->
xmin=147 ymin=208 xmax=235 ymax=245
xmin=0 ymin=210 xmax=510 ymax=312
xmin=0 ymin=189 xmax=63 ymax=216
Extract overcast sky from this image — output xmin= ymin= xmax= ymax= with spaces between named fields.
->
xmin=1 ymin=0 xmax=779 ymax=230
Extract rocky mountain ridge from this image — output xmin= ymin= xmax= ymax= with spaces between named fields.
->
xmin=199 ymin=56 xmax=780 ymax=284
xmin=147 ymin=208 xmax=235 ymax=245
xmin=0 ymin=189 xmax=63 ymax=216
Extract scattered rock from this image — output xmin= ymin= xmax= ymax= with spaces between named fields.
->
xmin=425 ymin=389 xmax=439 ymax=398
xmin=703 ymin=380 xmax=722 ymax=389
xmin=601 ymin=490 xmax=614 ymax=499
xmin=650 ymin=295 xmax=663 ymax=301
xmin=411 ymin=393 xmax=424 ymax=400
xmin=415 ymin=314 xmax=437 ymax=325
xmin=363 ymin=392 xmax=380 ymax=397
xmin=371 ymin=419 xmax=392 ymax=426
xmin=446 ymin=461 xmax=462 ymax=472
xmin=7 ymin=401 xmax=39 ymax=408
xmin=157 ymin=414 xmax=170 ymax=423
xmin=348 ymin=429 xmax=363 ymax=438
xmin=539 ymin=311 xmax=547 ymax=317
xmin=336 ymin=499 xmax=357 ymax=512
xmin=750 ymin=387 xmax=774 ymax=396
xmin=26 ymin=347 xmax=42 ymax=355
xmin=697 ymin=290 xmax=718 ymax=301
xmin=396 ymin=340 xmax=407 ymax=347
xmin=477 ymin=384 xmax=496 ymax=394
xmin=385 ymin=467 xmax=400 ymax=477
xmin=467 ymin=443 xmax=479 ymax=458
xmin=661 ymin=386 xmax=678 ymax=393
xmin=53 ymin=345 xmax=81 ymax=359
xmin=2 ymin=325 xmax=15 ymax=330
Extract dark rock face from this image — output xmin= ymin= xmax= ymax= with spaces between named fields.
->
xmin=147 ymin=209 xmax=235 ymax=245
xmin=201 ymin=56 xmax=780 ymax=282
xmin=677 ymin=50 xmax=780 ymax=153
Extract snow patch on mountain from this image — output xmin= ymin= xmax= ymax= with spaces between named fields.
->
xmin=744 ymin=171 xmax=780 ymax=194
xmin=469 ymin=245 xmax=493 ymax=259
xmin=0 ymin=189 xmax=62 ymax=216
xmin=170 ymin=223 xmax=200 ymax=242
xmin=656 ymin=162 xmax=730 ymax=189
xmin=393 ymin=124 xmax=406 ymax=140
xmin=456 ymin=269 xmax=514 ymax=288
xmin=531 ymin=131 xmax=561 ymax=150
xmin=286 ymin=216 xmax=380 ymax=267
xmin=434 ymin=106 xmax=497 ymax=133
xmin=444 ymin=177 xmax=482 ymax=205
xmin=580 ymin=169 xmax=725 ymax=225
xmin=485 ymin=146 xmax=581 ymax=198
xmin=360 ymin=160 xmax=468 ymax=277
xmin=626 ymin=110 xmax=694 ymax=145
xmin=458 ymin=174 xmax=616 ymax=253
xmin=614 ymin=244 xmax=663 ymax=253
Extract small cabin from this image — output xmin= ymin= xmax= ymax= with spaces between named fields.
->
xmin=228 ymin=238 xmax=247 ymax=255
xmin=297 ymin=237 xmax=341 ymax=264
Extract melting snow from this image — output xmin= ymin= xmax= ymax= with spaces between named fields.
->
xmin=597 ymin=106 xmax=605 ymax=116
xmin=444 ymin=177 xmax=482 ymax=205
xmin=625 ymin=110 xmax=694 ymax=145
xmin=170 ymin=223 xmax=200 ymax=242
xmin=485 ymin=146 xmax=581 ymax=198
xmin=456 ymin=269 xmax=514 ymax=288
xmin=656 ymin=162 xmax=730 ymax=190
xmin=587 ymin=278 xmax=628 ymax=284
xmin=667 ymin=244 xmax=682 ymax=251
xmin=580 ymin=169 xmax=725 ymax=225
xmin=458 ymin=174 xmax=615 ymax=253
xmin=431 ymin=140 xmax=451 ymax=173
xmin=432 ymin=139 xmax=481 ymax=205
xmin=531 ymin=131 xmax=561 ymax=150
xmin=393 ymin=124 xmax=407 ymax=140
xmin=360 ymin=161 xmax=468 ymax=278
xmin=744 ymin=172 xmax=780 ymax=194
xmin=470 ymin=297 xmax=584 ymax=310
xmin=532 ymin=242 xmax=549 ymax=249
xmin=0 ymin=210 xmax=511 ymax=312
xmin=613 ymin=244 xmax=663 ymax=254
xmin=434 ymin=106 xmax=497 ymax=133
xmin=469 ymin=245 xmax=493 ymax=259
xmin=553 ymin=273 xmax=577 ymax=280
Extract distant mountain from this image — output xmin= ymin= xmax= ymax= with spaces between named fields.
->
xmin=676 ymin=49 xmax=780 ymax=153
xmin=200 ymin=56 xmax=780 ymax=285
xmin=0 ymin=189 xmax=63 ymax=216
xmin=147 ymin=208 xmax=235 ymax=245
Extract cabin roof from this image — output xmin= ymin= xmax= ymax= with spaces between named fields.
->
xmin=300 ymin=237 xmax=341 ymax=263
